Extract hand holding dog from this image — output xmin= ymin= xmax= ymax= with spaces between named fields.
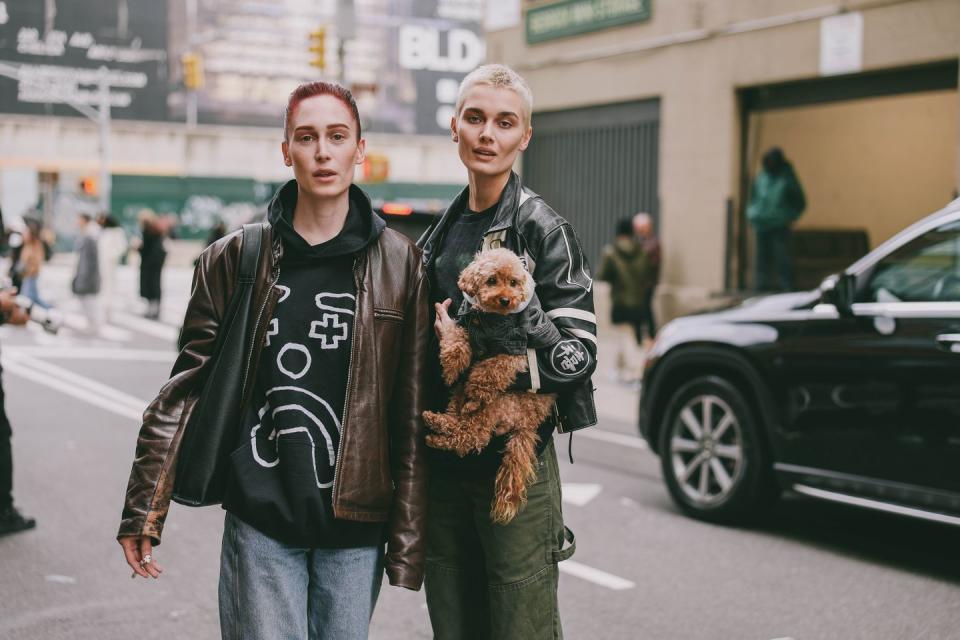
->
xmin=434 ymin=298 xmax=456 ymax=339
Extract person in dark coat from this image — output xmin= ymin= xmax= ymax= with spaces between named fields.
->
xmin=72 ymin=213 xmax=101 ymax=336
xmin=137 ymin=210 xmax=167 ymax=320
xmin=746 ymin=147 xmax=806 ymax=291
xmin=598 ymin=217 xmax=649 ymax=382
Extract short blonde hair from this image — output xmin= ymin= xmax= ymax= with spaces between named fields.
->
xmin=455 ymin=64 xmax=533 ymax=128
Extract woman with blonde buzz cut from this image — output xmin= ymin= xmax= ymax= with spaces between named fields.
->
xmin=418 ymin=64 xmax=599 ymax=639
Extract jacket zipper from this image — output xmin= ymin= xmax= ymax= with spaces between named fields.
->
xmin=332 ymin=253 xmax=362 ymax=513
xmin=240 ymin=239 xmax=281 ymax=402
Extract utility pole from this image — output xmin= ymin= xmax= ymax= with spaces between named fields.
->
xmin=336 ymin=0 xmax=356 ymax=85
xmin=185 ymin=0 xmax=198 ymax=128
xmin=97 ymin=67 xmax=112 ymax=213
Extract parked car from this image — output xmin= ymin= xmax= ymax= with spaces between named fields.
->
xmin=639 ymin=197 xmax=960 ymax=526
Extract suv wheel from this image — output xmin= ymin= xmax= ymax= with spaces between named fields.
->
xmin=658 ymin=375 xmax=776 ymax=523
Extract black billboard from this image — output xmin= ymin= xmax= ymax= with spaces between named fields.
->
xmin=0 ymin=0 xmax=169 ymax=121
xmin=0 ymin=0 xmax=483 ymax=135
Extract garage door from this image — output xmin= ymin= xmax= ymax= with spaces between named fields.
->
xmin=523 ymin=99 xmax=660 ymax=265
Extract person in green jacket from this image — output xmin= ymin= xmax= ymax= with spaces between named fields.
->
xmin=746 ymin=147 xmax=806 ymax=291
xmin=598 ymin=217 xmax=650 ymax=382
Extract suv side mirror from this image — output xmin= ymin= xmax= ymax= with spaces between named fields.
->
xmin=819 ymin=273 xmax=855 ymax=316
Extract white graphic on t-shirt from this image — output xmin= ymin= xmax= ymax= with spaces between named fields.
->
xmin=265 ymin=318 xmax=279 ymax=346
xmin=277 ymin=343 xmax=311 ymax=379
xmin=315 ymin=292 xmax=355 ymax=316
xmin=309 ymin=314 xmax=349 ymax=349
xmin=249 ymin=386 xmax=341 ymax=489
xmin=251 ymin=288 xmax=355 ymax=488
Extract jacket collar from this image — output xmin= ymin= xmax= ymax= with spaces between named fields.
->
xmin=421 ymin=171 xmax=523 ymax=264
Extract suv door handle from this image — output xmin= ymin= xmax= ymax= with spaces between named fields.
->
xmin=936 ymin=333 xmax=960 ymax=353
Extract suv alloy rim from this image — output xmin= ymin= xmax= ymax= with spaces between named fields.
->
xmin=669 ymin=394 xmax=744 ymax=506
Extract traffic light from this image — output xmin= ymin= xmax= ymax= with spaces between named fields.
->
xmin=79 ymin=176 xmax=98 ymax=196
xmin=181 ymin=52 xmax=204 ymax=90
xmin=309 ymin=27 xmax=326 ymax=70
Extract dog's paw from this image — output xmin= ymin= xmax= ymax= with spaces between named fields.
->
xmin=462 ymin=400 xmax=481 ymax=414
xmin=422 ymin=411 xmax=453 ymax=434
xmin=426 ymin=433 xmax=453 ymax=450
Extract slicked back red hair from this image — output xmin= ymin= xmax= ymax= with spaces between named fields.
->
xmin=283 ymin=81 xmax=361 ymax=141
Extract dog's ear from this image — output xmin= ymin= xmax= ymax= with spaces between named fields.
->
xmin=522 ymin=267 xmax=536 ymax=301
xmin=458 ymin=259 xmax=481 ymax=297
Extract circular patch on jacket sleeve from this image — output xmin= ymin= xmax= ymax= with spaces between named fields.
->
xmin=549 ymin=339 xmax=591 ymax=377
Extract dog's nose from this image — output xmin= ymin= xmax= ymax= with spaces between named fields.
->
xmin=499 ymin=297 xmax=510 ymax=307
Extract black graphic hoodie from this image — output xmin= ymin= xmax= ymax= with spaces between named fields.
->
xmin=222 ymin=180 xmax=386 ymax=548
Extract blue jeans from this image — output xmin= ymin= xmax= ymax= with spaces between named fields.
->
xmin=20 ymin=277 xmax=49 ymax=309
xmin=218 ymin=512 xmax=384 ymax=640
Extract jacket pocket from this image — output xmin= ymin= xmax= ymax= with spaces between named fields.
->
xmin=374 ymin=307 xmax=404 ymax=323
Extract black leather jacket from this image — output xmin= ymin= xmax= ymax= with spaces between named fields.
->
xmin=418 ymin=172 xmax=598 ymax=433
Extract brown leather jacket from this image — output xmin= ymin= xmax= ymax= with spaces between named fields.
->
xmin=118 ymin=222 xmax=430 ymax=590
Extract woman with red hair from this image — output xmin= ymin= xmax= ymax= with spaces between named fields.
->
xmin=117 ymin=82 xmax=430 ymax=639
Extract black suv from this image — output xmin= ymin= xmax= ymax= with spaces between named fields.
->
xmin=639 ymin=198 xmax=960 ymax=526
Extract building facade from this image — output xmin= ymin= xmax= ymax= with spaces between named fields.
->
xmin=487 ymin=0 xmax=960 ymax=318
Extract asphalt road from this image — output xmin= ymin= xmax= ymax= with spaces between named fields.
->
xmin=0 ymin=265 xmax=957 ymax=639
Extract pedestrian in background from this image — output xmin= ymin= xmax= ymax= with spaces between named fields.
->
xmin=418 ymin=63 xmax=596 ymax=640
xmin=746 ymin=146 xmax=806 ymax=291
xmin=15 ymin=219 xmax=51 ymax=310
xmin=136 ymin=209 xmax=166 ymax=320
xmin=0 ymin=288 xmax=34 ymax=537
xmin=118 ymin=81 xmax=429 ymax=640
xmin=72 ymin=213 xmax=101 ymax=336
xmin=598 ymin=217 xmax=648 ymax=383
xmin=632 ymin=211 xmax=661 ymax=345
xmin=195 ymin=218 xmax=227 ymax=267
xmin=97 ymin=213 xmax=127 ymax=323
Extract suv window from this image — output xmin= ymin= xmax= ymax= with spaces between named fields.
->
xmin=863 ymin=220 xmax=960 ymax=303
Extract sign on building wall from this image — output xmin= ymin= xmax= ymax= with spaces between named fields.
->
xmin=526 ymin=0 xmax=650 ymax=44
xmin=819 ymin=12 xmax=863 ymax=77
xmin=0 ymin=0 xmax=169 ymax=121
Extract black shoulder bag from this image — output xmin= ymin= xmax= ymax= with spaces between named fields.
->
xmin=172 ymin=223 xmax=264 ymax=507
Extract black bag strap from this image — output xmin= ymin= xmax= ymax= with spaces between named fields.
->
xmin=238 ymin=223 xmax=263 ymax=286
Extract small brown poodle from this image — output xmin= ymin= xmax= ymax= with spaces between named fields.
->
xmin=424 ymin=248 xmax=557 ymax=524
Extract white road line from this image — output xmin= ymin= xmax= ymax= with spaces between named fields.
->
xmin=2 ymin=353 xmax=148 ymax=418
xmin=111 ymin=311 xmax=181 ymax=342
xmin=561 ymin=482 xmax=602 ymax=507
xmin=5 ymin=346 xmax=176 ymax=363
xmin=58 ymin=311 xmax=134 ymax=342
xmin=2 ymin=357 xmax=145 ymax=422
xmin=559 ymin=560 xmax=635 ymax=590
xmin=576 ymin=428 xmax=649 ymax=450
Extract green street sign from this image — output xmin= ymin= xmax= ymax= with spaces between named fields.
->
xmin=526 ymin=0 xmax=651 ymax=44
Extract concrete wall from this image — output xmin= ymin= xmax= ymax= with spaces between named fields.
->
xmin=490 ymin=0 xmax=960 ymax=318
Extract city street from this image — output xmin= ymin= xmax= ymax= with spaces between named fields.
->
xmin=0 ymin=264 xmax=958 ymax=640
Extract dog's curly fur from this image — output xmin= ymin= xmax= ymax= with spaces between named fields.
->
xmin=423 ymin=248 xmax=557 ymax=524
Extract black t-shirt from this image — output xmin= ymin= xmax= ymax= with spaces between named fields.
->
xmin=429 ymin=202 xmax=497 ymax=311
xmin=223 ymin=194 xmax=383 ymax=548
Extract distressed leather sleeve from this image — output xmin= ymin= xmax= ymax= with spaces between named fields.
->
xmin=117 ymin=236 xmax=236 ymax=545
xmin=385 ymin=257 xmax=430 ymax=590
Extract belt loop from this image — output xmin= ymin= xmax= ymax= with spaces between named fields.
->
xmin=552 ymin=526 xmax=576 ymax=563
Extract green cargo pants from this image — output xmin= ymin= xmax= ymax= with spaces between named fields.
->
xmin=424 ymin=442 xmax=575 ymax=640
